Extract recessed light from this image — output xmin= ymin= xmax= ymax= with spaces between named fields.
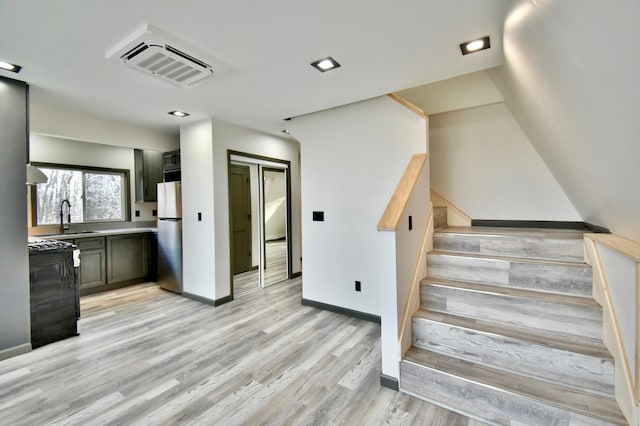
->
xmin=460 ymin=36 xmax=491 ymax=55
xmin=0 ymin=60 xmax=22 ymax=73
xmin=281 ymin=129 xmax=291 ymax=135
xmin=311 ymin=57 xmax=341 ymax=72
xmin=168 ymin=110 xmax=190 ymax=117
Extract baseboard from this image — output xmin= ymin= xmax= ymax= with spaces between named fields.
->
xmin=584 ymin=222 xmax=611 ymax=233
xmin=471 ymin=219 xmax=610 ymax=233
xmin=214 ymin=295 xmax=233 ymax=306
xmin=380 ymin=374 xmax=399 ymax=391
xmin=0 ymin=343 xmax=31 ymax=361
xmin=301 ymin=298 xmax=381 ymax=324
xmin=79 ymin=277 xmax=147 ymax=297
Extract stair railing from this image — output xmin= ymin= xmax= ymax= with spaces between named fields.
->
xmin=377 ymin=153 xmax=430 ymax=385
xmin=584 ymin=233 xmax=640 ymax=421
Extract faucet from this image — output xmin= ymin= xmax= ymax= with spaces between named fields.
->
xmin=60 ymin=199 xmax=71 ymax=233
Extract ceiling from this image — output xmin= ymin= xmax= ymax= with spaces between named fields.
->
xmin=0 ymin=0 xmax=515 ymax=137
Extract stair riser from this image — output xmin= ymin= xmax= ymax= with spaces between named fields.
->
xmin=400 ymin=361 xmax=618 ymax=426
xmin=412 ymin=318 xmax=614 ymax=395
xmin=427 ymin=254 xmax=592 ymax=297
xmin=421 ymin=284 xmax=602 ymax=340
xmin=434 ymin=234 xmax=584 ymax=262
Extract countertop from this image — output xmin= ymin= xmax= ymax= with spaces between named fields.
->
xmin=30 ymin=227 xmax=157 ymax=241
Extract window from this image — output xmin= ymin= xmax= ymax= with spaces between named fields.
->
xmin=34 ymin=164 xmax=130 ymax=225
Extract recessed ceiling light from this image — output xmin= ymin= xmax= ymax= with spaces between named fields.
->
xmin=168 ymin=110 xmax=190 ymax=117
xmin=460 ymin=36 xmax=491 ymax=55
xmin=281 ymin=129 xmax=291 ymax=135
xmin=0 ymin=60 xmax=22 ymax=73
xmin=311 ymin=57 xmax=341 ymax=72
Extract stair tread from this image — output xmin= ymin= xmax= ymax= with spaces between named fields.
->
xmin=403 ymin=346 xmax=626 ymax=425
xmin=429 ymin=249 xmax=590 ymax=268
xmin=414 ymin=308 xmax=610 ymax=358
xmin=421 ymin=276 xmax=600 ymax=308
xmin=436 ymin=226 xmax=586 ymax=239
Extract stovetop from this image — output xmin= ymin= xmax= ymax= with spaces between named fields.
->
xmin=28 ymin=240 xmax=76 ymax=254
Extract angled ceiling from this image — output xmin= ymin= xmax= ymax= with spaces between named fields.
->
xmin=0 ymin=0 xmax=514 ymax=137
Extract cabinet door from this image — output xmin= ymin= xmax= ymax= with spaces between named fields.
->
xmin=107 ymin=234 xmax=148 ymax=283
xmin=143 ymin=150 xmax=163 ymax=201
xmin=79 ymin=248 xmax=106 ymax=289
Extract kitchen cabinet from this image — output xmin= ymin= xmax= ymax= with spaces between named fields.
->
xmin=61 ymin=232 xmax=152 ymax=295
xmin=107 ymin=233 xmax=149 ymax=284
xmin=76 ymin=237 xmax=106 ymax=290
xmin=134 ymin=149 xmax=163 ymax=202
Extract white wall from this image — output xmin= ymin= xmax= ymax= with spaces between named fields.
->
xmin=397 ymin=70 xmax=504 ymax=115
xmin=430 ymin=102 xmax=580 ymax=221
xmin=489 ymin=0 xmax=640 ymax=240
xmin=290 ymin=96 xmax=427 ymax=316
xmin=264 ymin=171 xmax=286 ymax=241
xmin=28 ymin=101 xmax=179 ymax=226
xmin=598 ymin=244 xmax=637 ymax=382
xmin=211 ymin=119 xmax=301 ymax=299
xmin=30 ymin=102 xmax=179 ymax=152
xmin=180 ymin=119 xmax=217 ymax=300
xmin=30 ymin=134 xmax=158 ymax=222
xmin=249 ymin=164 xmax=259 ymax=268
xmin=181 ymin=118 xmax=301 ymax=302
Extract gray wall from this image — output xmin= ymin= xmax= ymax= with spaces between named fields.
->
xmin=0 ymin=76 xmax=31 ymax=358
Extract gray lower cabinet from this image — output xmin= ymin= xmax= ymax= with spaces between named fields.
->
xmin=107 ymin=234 xmax=149 ymax=284
xmin=64 ymin=232 xmax=150 ymax=295
xmin=76 ymin=237 xmax=107 ymax=290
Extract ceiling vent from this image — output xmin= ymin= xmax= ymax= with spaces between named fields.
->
xmin=106 ymin=24 xmax=228 ymax=89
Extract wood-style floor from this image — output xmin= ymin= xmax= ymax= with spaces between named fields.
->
xmin=233 ymin=240 xmax=288 ymax=296
xmin=0 ymin=278 xmax=486 ymax=425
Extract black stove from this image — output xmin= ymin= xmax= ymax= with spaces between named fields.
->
xmin=28 ymin=240 xmax=76 ymax=254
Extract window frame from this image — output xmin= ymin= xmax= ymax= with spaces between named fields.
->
xmin=30 ymin=162 xmax=131 ymax=227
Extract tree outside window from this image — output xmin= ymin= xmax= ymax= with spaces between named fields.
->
xmin=35 ymin=166 xmax=128 ymax=225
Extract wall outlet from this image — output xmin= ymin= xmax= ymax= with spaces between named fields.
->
xmin=135 ymin=210 xmax=140 ymax=217
xmin=152 ymin=209 xmax=157 ymax=216
xmin=198 ymin=212 xmax=202 ymax=221
xmin=355 ymin=280 xmax=361 ymax=292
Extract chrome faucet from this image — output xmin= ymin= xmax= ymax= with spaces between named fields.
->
xmin=60 ymin=199 xmax=71 ymax=233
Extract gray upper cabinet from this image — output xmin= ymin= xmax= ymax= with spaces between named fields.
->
xmin=134 ymin=149 xmax=163 ymax=202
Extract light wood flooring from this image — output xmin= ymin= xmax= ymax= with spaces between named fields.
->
xmin=0 ymin=278 xmax=486 ymax=425
xmin=233 ymin=240 xmax=288 ymax=297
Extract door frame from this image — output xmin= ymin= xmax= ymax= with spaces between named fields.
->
xmin=227 ymin=150 xmax=293 ymax=299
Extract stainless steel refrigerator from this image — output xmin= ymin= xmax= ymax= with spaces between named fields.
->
xmin=157 ymin=181 xmax=183 ymax=293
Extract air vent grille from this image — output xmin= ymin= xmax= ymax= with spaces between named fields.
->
xmin=121 ymin=42 xmax=213 ymax=88
xmin=106 ymin=24 xmax=229 ymax=89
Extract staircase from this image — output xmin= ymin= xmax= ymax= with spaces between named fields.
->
xmin=400 ymin=226 xmax=627 ymax=425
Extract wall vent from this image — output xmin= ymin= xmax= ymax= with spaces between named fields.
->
xmin=106 ymin=24 xmax=228 ymax=89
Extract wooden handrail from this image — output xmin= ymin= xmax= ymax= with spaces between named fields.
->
xmin=585 ymin=233 xmax=640 ymax=262
xmin=378 ymin=153 xmax=428 ymax=231
xmin=387 ymin=94 xmax=428 ymax=119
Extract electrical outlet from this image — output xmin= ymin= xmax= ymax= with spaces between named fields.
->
xmin=355 ymin=280 xmax=361 ymax=292
xmin=152 ymin=209 xmax=157 ymax=216
xmin=198 ymin=212 xmax=202 ymax=221
xmin=135 ymin=210 xmax=140 ymax=217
